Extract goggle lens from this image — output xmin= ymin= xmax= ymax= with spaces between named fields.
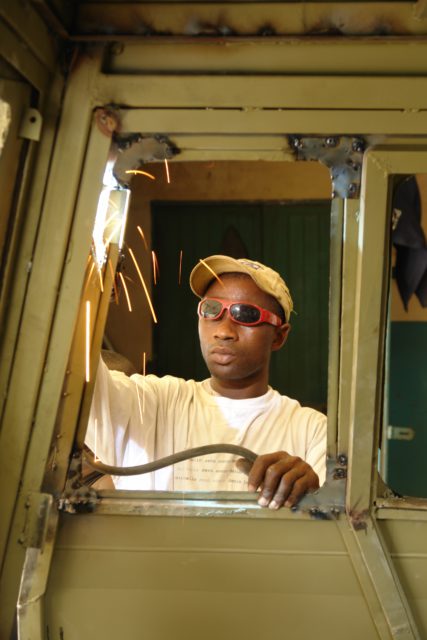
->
xmin=231 ymin=303 xmax=261 ymax=324
xmin=200 ymin=298 xmax=225 ymax=319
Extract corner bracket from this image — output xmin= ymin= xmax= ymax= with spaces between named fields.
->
xmin=288 ymin=135 xmax=368 ymax=199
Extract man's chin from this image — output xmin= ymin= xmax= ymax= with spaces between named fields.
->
xmin=207 ymin=362 xmax=245 ymax=382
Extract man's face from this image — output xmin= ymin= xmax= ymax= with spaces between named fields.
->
xmin=198 ymin=273 xmax=289 ymax=392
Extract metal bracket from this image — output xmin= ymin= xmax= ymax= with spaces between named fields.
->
xmin=113 ymin=132 xmax=180 ymax=185
xmin=19 ymin=108 xmax=43 ymax=141
xmin=57 ymin=450 xmax=98 ymax=514
xmin=19 ymin=492 xmax=53 ymax=550
xmin=288 ymin=135 xmax=368 ymax=199
xmin=57 ymin=486 xmax=98 ymax=514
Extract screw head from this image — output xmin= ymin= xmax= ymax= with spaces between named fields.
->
xmin=347 ymin=183 xmax=358 ymax=197
xmin=352 ymin=138 xmax=365 ymax=153
xmin=338 ymin=453 xmax=348 ymax=465
xmin=325 ymin=136 xmax=338 ymax=148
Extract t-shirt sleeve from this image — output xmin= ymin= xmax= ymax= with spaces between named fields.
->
xmin=85 ymin=358 xmax=139 ymax=466
xmin=85 ymin=358 xmax=183 ymax=471
xmin=304 ymin=411 xmax=327 ymax=486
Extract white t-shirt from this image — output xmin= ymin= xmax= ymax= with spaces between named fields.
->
xmin=86 ymin=359 xmax=327 ymax=491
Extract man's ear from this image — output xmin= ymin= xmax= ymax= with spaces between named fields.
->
xmin=271 ymin=323 xmax=291 ymax=352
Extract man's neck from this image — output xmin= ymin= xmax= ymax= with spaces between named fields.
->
xmin=209 ymin=377 xmax=269 ymax=400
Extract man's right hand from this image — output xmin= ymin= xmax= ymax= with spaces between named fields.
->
xmin=236 ymin=450 xmax=319 ymax=510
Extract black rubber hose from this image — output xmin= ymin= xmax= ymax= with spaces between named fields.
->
xmin=84 ymin=444 xmax=257 ymax=477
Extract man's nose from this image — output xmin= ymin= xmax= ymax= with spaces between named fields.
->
xmin=213 ymin=311 xmax=238 ymax=339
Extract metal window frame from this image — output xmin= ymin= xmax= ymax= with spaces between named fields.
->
xmin=4 ymin=40 xmax=427 ymax=639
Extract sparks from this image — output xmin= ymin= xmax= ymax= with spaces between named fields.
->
xmin=118 ymin=271 xmax=132 ymax=312
xmin=198 ymin=258 xmax=225 ymax=288
xmin=164 ymin=158 xmax=170 ymax=184
xmin=125 ymin=169 xmax=156 ymax=181
xmin=83 ymin=259 xmax=96 ymax=294
xmin=137 ymin=225 xmax=148 ymax=251
xmin=108 ymin=259 xmax=119 ymax=305
xmin=97 ymin=266 xmax=104 ymax=292
xmin=151 ymin=250 xmax=159 ymax=285
xmin=127 ymin=247 xmax=158 ymax=323
xmin=85 ymin=300 xmax=91 ymax=382
xmin=178 ymin=249 xmax=183 ymax=285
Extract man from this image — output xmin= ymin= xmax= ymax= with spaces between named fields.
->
xmin=86 ymin=255 xmax=326 ymax=509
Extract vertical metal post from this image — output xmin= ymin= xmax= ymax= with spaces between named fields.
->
xmin=327 ymin=197 xmax=344 ymax=459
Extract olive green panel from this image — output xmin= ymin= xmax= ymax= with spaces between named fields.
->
xmin=94 ymin=74 xmax=427 ymax=110
xmin=121 ymin=108 xmax=427 ymax=138
xmin=378 ymin=519 xmax=427 ymax=634
xmin=106 ymin=40 xmax=427 ymax=75
xmin=45 ymin=514 xmax=381 ymax=640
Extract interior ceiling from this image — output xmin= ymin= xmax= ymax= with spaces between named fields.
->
xmin=32 ymin=0 xmax=427 ymax=39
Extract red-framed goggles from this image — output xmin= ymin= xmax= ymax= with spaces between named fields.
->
xmin=198 ymin=297 xmax=283 ymax=327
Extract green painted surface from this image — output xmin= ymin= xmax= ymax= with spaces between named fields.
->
xmin=152 ymin=201 xmax=330 ymax=409
xmin=387 ymin=322 xmax=427 ymax=497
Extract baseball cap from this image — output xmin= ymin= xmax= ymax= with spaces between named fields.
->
xmin=189 ymin=255 xmax=293 ymax=322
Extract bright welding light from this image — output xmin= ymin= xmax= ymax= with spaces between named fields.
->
xmin=92 ymin=186 xmax=131 ymax=268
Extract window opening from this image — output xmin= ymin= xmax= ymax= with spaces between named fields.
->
xmin=79 ymin=159 xmax=332 ymax=513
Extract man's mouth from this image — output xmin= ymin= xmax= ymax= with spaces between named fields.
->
xmin=209 ymin=347 xmax=236 ymax=365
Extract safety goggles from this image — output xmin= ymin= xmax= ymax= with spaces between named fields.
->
xmin=198 ymin=297 xmax=283 ymax=327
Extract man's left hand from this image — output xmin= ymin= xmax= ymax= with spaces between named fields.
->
xmin=236 ymin=451 xmax=319 ymax=510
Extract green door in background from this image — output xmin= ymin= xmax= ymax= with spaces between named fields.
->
xmin=152 ymin=201 xmax=330 ymax=410
xmin=386 ymin=322 xmax=427 ymax=497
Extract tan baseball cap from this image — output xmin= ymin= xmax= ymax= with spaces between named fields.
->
xmin=189 ymin=255 xmax=293 ymax=322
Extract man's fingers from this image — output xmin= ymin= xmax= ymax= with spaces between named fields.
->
xmin=250 ymin=452 xmax=320 ymax=509
xmin=263 ymin=468 xmax=306 ymax=509
xmin=235 ymin=457 xmax=253 ymax=477
xmin=241 ymin=451 xmax=319 ymax=509
xmin=284 ymin=473 xmax=320 ymax=508
xmin=247 ymin=452 xmax=292 ymax=491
